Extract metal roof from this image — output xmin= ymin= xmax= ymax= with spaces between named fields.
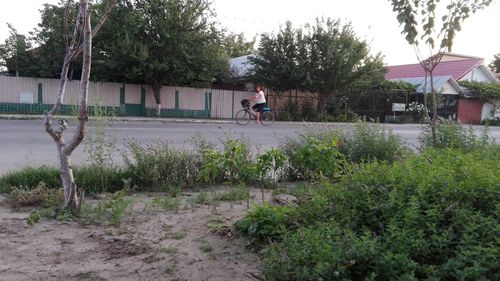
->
xmin=229 ymin=55 xmax=255 ymax=78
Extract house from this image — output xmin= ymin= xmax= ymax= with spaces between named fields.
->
xmin=386 ymin=53 xmax=499 ymax=124
xmin=212 ymin=55 xmax=256 ymax=91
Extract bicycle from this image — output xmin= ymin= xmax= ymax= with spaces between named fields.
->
xmin=235 ymin=99 xmax=275 ymax=126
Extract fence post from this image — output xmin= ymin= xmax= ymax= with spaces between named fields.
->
xmin=37 ymin=83 xmax=43 ymax=104
xmin=120 ymin=82 xmax=125 ymax=115
xmin=175 ymin=90 xmax=180 ymax=118
xmin=209 ymin=91 xmax=212 ymax=119
xmin=231 ymin=90 xmax=235 ymax=119
xmin=140 ymin=85 xmax=146 ymax=116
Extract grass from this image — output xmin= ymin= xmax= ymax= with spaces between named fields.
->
xmin=171 ymin=231 xmax=187 ymax=240
xmin=161 ymin=246 xmax=179 ymax=255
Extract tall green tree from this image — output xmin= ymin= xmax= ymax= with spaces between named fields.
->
xmin=251 ymin=19 xmax=385 ymax=114
xmin=304 ymin=18 xmax=385 ymax=113
xmin=93 ymin=0 xmax=227 ymax=115
xmin=250 ymin=21 xmax=305 ymax=94
xmin=489 ymin=53 xmax=500 ymax=73
xmin=0 ymin=24 xmax=32 ymax=76
xmin=390 ymin=0 xmax=493 ymax=145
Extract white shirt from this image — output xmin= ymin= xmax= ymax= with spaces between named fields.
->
xmin=255 ymin=90 xmax=266 ymax=104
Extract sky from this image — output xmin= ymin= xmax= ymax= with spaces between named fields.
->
xmin=0 ymin=0 xmax=499 ymax=66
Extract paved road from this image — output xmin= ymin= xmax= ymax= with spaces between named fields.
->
xmin=0 ymin=119 xmax=498 ymax=175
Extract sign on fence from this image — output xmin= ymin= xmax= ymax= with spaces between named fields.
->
xmin=19 ymin=91 xmax=34 ymax=104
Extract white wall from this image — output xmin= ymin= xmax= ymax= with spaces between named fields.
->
xmin=440 ymin=80 xmax=460 ymax=95
xmin=460 ymin=66 xmax=496 ymax=83
xmin=482 ymin=100 xmax=500 ymax=121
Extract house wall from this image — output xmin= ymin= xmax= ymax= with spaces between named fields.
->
xmin=440 ymin=81 xmax=460 ymax=95
xmin=457 ymin=98 xmax=483 ymax=124
xmin=482 ymin=100 xmax=500 ymax=121
xmin=460 ymin=66 xmax=494 ymax=83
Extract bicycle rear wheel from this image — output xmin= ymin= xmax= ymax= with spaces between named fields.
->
xmin=235 ymin=109 xmax=251 ymax=125
xmin=260 ymin=111 xmax=274 ymax=126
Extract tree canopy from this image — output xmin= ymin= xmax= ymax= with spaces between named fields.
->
xmin=0 ymin=24 xmax=32 ymax=76
xmin=251 ymin=18 xmax=386 ymax=113
xmin=489 ymin=53 xmax=500 ymax=73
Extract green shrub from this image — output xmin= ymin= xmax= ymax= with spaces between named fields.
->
xmin=280 ymin=129 xmax=346 ymax=181
xmin=301 ymin=99 xmax=317 ymax=121
xmin=243 ymin=149 xmax=499 ymax=280
xmin=198 ymin=136 xmax=256 ymax=185
xmin=220 ymin=137 xmax=256 ymax=184
xmin=75 ymin=165 xmax=126 ymax=194
xmin=0 ymin=165 xmax=60 ymax=193
xmin=279 ymin=100 xmax=302 ymax=121
xmin=123 ymin=140 xmax=199 ymax=191
xmin=255 ymin=148 xmax=286 ymax=183
xmin=80 ymin=190 xmax=133 ymax=226
xmin=342 ymin=121 xmax=410 ymax=163
xmin=236 ymin=203 xmax=291 ymax=246
xmin=419 ymin=119 xmax=495 ymax=152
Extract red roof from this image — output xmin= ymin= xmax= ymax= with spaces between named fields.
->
xmin=385 ymin=58 xmax=483 ymax=80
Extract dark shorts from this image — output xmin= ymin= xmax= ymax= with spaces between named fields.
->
xmin=252 ymin=103 xmax=266 ymax=112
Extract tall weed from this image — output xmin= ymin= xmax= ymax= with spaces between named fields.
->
xmin=419 ymin=119 xmax=495 ymax=152
xmin=122 ymin=140 xmax=199 ymax=191
xmin=343 ymin=122 xmax=409 ymax=163
xmin=280 ymin=129 xmax=346 ymax=181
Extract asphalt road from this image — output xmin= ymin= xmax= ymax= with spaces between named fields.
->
xmin=0 ymin=119 xmax=498 ymax=175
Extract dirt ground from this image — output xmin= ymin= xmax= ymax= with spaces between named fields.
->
xmin=0 ymin=188 xmax=271 ymax=281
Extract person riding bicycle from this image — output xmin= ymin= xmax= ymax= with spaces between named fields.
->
xmin=250 ymin=85 xmax=266 ymax=123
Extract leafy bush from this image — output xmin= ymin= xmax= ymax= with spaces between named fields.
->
xmin=342 ymin=122 xmax=410 ymax=163
xmin=419 ymin=119 xmax=495 ymax=152
xmin=280 ymin=129 xmax=346 ymax=181
xmin=236 ymin=203 xmax=291 ymax=246
xmin=80 ymin=190 xmax=133 ymax=226
xmin=482 ymin=117 xmax=500 ymax=126
xmin=123 ymin=140 xmax=200 ymax=191
xmin=301 ymin=99 xmax=317 ymax=121
xmin=279 ymin=100 xmax=302 ymax=121
xmin=198 ymin=136 xmax=255 ymax=185
xmin=241 ymin=149 xmax=499 ymax=280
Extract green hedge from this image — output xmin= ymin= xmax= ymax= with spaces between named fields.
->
xmin=238 ymin=148 xmax=500 ymax=280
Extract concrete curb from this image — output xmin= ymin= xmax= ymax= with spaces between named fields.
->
xmin=0 ymin=114 xmax=235 ymax=124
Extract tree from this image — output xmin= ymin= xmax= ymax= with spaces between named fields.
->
xmin=221 ymin=32 xmax=255 ymax=58
xmin=0 ymin=24 xmax=32 ymax=76
xmin=43 ymin=0 xmax=116 ymax=210
xmin=93 ymin=0 xmax=227 ymax=115
xmin=251 ymin=19 xmax=385 ymax=114
xmin=250 ymin=21 xmax=304 ymax=94
xmin=304 ymin=18 xmax=385 ymax=113
xmin=390 ymin=0 xmax=493 ymax=145
xmin=489 ymin=53 xmax=500 ymax=73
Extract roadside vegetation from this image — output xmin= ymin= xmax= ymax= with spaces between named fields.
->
xmin=1 ymin=120 xmax=498 ymax=280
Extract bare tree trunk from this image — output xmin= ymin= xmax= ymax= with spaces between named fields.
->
xmin=429 ymin=72 xmax=438 ymax=146
xmin=152 ymin=82 xmax=162 ymax=116
xmin=43 ymin=0 xmax=115 ymax=210
xmin=317 ymin=93 xmax=329 ymax=115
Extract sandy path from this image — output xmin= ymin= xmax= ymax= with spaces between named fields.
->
xmin=0 ymin=190 xmax=267 ymax=281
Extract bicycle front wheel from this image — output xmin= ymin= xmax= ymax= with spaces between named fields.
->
xmin=260 ymin=111 xmax=274 ymax=126
xmin=235 ymin=109 xmax=251 ymax=125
